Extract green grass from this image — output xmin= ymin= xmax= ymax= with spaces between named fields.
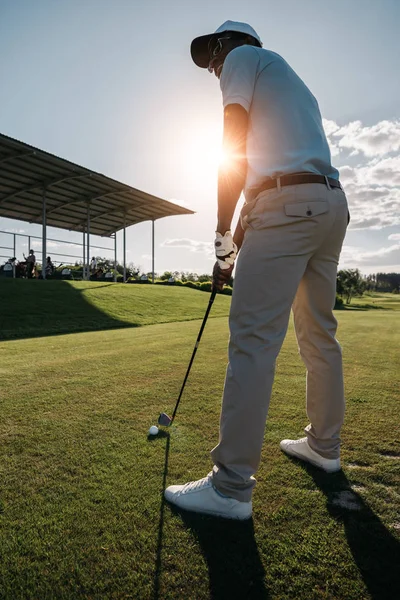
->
xmin=0 ymin=280 xmax=231 ymax=340
xmin=0 ymin=288 xmax=399 ymax=599
xmin=343 ymin=291 xmax=400 ymax=311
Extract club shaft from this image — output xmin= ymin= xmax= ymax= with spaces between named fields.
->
xmin=170 ymin=288 xmax=217 ymax=424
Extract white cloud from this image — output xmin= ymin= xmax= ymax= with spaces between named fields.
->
xmin=388 ymin=233 xmax=400 ymax=241
xmin=3 ymin=227 xmax=26 ymax=234
xmin=333 ymin=120 xmax=400 ymax=157
xmin=162 ymin=238 xmax=214 ymax=258
xmin=338 ymin=165 xmax=356 ymax=185
xmin=345 ymin=183 xmax=400 ymax=230
xmin=323 ymin=119 xmax=340 ymax=137
xmin=340 ymin=243 xmax=400 ymax=267
xmin=334 ymin=150 xmax=400 ymax=230
xmin=168 ymin=197 xmax=193 ymax=209
xmin=355 ymin=156 xmax=400 ymax=187
xmin=30 ymin=240 xmax=80 ymax=250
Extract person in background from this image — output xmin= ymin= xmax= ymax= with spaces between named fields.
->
xmin=24 ymin=249 xmax=36 ymax=278
xmin=45 ymin=256 xmax=55 ymax=278
xmin=90 ymin=256 xmax=97 ymax=274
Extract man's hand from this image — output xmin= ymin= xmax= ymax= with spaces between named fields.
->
xmin=213 ymin=261 xmax=234 ymax=291
xmin=214 ymin=230 xmax=237 ymax=269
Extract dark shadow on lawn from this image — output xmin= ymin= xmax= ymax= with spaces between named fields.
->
xmin=298 ymin=461 xmax=400 ymax=600
xmin=0 ymin=279 xmax=137 ymax=341
xmin=342 ymin=305 xmax=390 ymax=311
xmin=149 ymin=430 xmax=170 ymax=600
xmin=175 ymin=510 xmax=269 ymax=600
xmin=150 ymin=432 xmax=268 ymax=599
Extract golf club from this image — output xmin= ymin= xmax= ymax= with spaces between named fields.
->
xmin=158 ymin=287 xmax=217 ymax=427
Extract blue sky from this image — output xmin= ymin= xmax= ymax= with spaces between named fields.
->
xmin=1 ymin=0 xmax=399 ymax=275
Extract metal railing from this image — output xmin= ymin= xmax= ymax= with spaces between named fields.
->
xmin=0 ymin=230 xmax=115 ymax=279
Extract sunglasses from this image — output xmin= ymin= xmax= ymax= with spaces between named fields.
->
xmin=208 ymin=36 xmax=232 ymax=59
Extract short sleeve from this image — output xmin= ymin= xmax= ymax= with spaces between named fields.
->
xmin=219 ymin=46 xmax=260 ymax=112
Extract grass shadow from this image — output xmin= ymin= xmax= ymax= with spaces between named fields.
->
xmin=150 ymin=431 xmax=170 ymax=600
xmin=151 ymin=432 xmax=268 ymax=599
xmin=297 ymin=461 xmax=400 ymax=600
xmin=169 ymin=507 xmax=268 ymax=599
xmin=342 ymin=305 xmax=390 ymax=311
xmin=0 ymin=279 xmax=137 ymax=341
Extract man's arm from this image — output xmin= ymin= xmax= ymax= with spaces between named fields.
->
xmin=216 ymin=103 xmax=248 ymax=234
xmin=212 ymin=103 xmax=248 ymax=290
xmin=232 ymin=217 xmax=245 ymax=251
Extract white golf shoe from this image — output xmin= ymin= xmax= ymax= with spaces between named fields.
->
xmin=164 ymin=473 xmax=252 ymax=520
xmin=280 ymin=437 xmax=341 ymax=473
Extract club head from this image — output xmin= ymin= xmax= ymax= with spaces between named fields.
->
xmin=158 ymin=412 xmax=172 ymax=427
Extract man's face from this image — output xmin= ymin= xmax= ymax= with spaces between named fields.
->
xmin=207 ymin=36 xmax=245 ymax=79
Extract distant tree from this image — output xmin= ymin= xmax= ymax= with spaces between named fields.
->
xmin=337 ymin=269 xmax=365 ymax=304
xmin=375 ymin=272 xmax=400 ymax=292
xmin=197 ymin=274 xmax=212 ymax=283
xmin=96 ymin=256 xmax=114 ymax=271
xmin=160 ymin=271 xmax=173 ymax=281
xmin=363 ymin=274 xmax=377 ymax=292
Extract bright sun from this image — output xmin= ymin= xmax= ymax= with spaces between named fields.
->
xmin=187 ymin=140 xmax=230 ymax=173
xmin=179 ymin=118 xmax=228 ymax=172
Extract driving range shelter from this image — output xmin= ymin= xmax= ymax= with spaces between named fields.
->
xmin=0 ymin=133 xmax=194 ymax=280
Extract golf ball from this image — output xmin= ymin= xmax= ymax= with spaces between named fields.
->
xmin=148 ymin=425 xmax=159 ymax=436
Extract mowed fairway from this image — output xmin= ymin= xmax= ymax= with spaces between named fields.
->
xmin=0 ymin=285 xmax=399 ymax=599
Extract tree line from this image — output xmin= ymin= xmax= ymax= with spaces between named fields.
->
xmin=75 ymin=257 xmax=398 ymax=305
xmin=336 ymin=270 xmax=400 ymax=304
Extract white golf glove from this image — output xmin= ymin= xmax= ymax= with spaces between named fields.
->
xmin=214 ymin=231 xmax=238 ymax=270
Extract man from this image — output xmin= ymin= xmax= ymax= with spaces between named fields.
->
xmin=165 ymin=21 xmax=349 ymax=520
xmin=23 ymin=249 xmax=36 ymax=278
xmin=90 ymin=256 xmax=97 ymax=274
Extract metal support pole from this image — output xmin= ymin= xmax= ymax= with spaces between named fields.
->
xmin=123 ymin=213 xmax=126 ymax=283
xmin=13 ymin=233 xmax=16 ymax=278
xmin=87 ymin=204 xmax=90 ymax=281
xmin=42 ymin=189 xmax=47 ymax=279
xmin=152 ymin=219 xmax=155 ymax=283
xmin=82 ymin=230 xmax=86 ymax=279
xmin=27 ymin=235 xmax=30 ymax=255
xmin=114 ymin=233 xmax=117 ymax=282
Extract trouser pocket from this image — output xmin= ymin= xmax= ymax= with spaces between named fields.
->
xmin=284 ymin=200 xmax=329 ymax=218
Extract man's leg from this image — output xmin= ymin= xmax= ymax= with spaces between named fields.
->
xmin=164 ymin=185 xmax=339 ymax=515
xmin=211 ymin=224 xmax=312 ymax=501
xmin=291 ymin=198 xmax=348 ymax=459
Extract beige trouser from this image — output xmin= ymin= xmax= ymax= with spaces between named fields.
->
xmin=211 ymin=182 xmax=349 ymax=502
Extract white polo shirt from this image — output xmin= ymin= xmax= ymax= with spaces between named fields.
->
xmin=220 ymin=45 xmax=339 ymax=201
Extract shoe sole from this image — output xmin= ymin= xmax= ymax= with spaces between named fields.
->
xmin=281 ymin=446 xmax=341 ymax=473
xmin=165 ymin=498 xmax=252 ymax=520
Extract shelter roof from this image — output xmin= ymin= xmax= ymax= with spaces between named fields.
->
xmin=0 ymin=133 xmax=194 ymax=237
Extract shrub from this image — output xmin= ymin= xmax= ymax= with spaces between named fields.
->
xmin=198 ymin=282 xmax=212 ymax=292
xmin=182 ymin=281 xmax=199 ymax=290
xmin=220 ymin=286 xmax=233 ymax=296
xmin=334 ymin=295 xmax=344 ymax=309
xmin=127 ymin=278 xmax=151 ymax=284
